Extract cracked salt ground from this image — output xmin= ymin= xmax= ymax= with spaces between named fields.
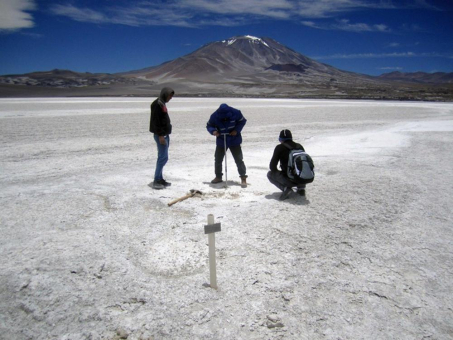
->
xmin=1 ymin=97 xmax=453 ymax=340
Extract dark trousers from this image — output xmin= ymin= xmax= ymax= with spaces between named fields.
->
xmin=215 ymin=145 xmax=246 ymax=178
xmin=267 ymin=171 xmax=305 ymax=191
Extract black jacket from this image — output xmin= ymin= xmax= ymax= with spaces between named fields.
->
xmin=269 ymin=140 xmax=305 ymax=175
xmin=149 ymin=98 xmax=172 ymax=136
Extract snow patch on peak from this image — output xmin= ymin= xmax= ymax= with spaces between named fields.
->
xmin=244 ymin=35 xmax=269 ymax=47
xmin=221 ymin=38 xmax=237 ymax=46
xmin=245 ymin=35 xmax=260 ymax=41
xmin=221 ymin=36 xmax=269 ymax=48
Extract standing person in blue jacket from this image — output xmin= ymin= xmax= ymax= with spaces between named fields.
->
xmin=149 ymin=87 xmax=174 ymax=190
xmin=206 ymin=103 xmax=248 ymax=188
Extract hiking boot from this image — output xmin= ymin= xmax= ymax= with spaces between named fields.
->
xmin=297 ymin=189 xmax=306 ymax=196
xmin=296 ymin=184 xmax=306 ymax=196
xmin=279 ymin=187 xmax=293 ymax=201
xmin=240 ymin=176 xmax=247 ymax=188
xmin=211 ymin=177 xmax=223 ymax=184
xmin=150 ymin=181 xmax=165 ymax=190
xmin=157 ymin=179 xmax=171 ymax=187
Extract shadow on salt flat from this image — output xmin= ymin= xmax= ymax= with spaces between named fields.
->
xmin=265 ymin=192 xmax=310 ymax=205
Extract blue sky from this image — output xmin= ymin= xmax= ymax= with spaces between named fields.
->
xmin=1 ymin=0 xmax=452 ymax=76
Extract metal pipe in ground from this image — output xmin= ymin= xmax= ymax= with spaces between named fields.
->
xmin=223 ymin=133 xmax=228 ymax=188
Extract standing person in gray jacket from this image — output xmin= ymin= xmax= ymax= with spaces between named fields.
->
xmin=149 ymin=87 xmax=174 ymax=190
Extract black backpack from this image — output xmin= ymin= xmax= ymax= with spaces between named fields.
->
xmin=283 ymin=143 xmax=315 ymax=183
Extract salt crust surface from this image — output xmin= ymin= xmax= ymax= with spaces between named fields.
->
xmin=1 ymin=98 xmax=452 ymax=339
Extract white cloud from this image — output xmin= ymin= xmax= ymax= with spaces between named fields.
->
xmin=295 ymin=0 xmax=440 ymax=18
xmin=49 ymin=1 xmax=294 ymax=27
xmin=335 ymin=19 xmax=390 ymax=32
xmin=50 ymin=3 xmax=200 ymax=28
xmin=302 ymin=19 xmax=391 ymax=32
xmin=47 ymin=0 xmax=439 ymax=30
xmin=0 ymin=0 xmax=36 ymax=31
xmin=50 ymin=5 xmax=108 ymax=24
xmin=180 ymin=0 xmax=293 ymax=19
xmin=400 ymin=23 xmax=425 ymax=32
xmin=294 ymin=0 xmax=397 ymax=18
xmin=301 ymin=21 xmax=320 ymax=28
xmin=314 ymin=51 xmax=453 ymax=60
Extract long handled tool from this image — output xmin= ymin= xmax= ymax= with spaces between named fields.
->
xmin=168 ymin=189 xmax=202 ymax=206
xmin=222 ymin=133 xmax=228 ymax=188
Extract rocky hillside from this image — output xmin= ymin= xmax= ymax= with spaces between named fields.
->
xmin=125 ymin=35 xmax=374 ymax=85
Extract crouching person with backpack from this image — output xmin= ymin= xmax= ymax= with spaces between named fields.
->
xmin=267 ymin=129 xmax=314 ymax=201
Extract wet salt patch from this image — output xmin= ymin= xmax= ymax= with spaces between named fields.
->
xmin=311 ymin=128 xmax=411 ymax=156
xmin=396 ymin=120 xmax=453 ymax=132
xmin=311 ymin=120 xmax=453 ymax=157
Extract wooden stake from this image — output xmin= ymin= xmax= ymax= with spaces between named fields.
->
xmin=207 ymin=214 xmax=217 ymax=289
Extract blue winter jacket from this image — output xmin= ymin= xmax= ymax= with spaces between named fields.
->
xmin=206 ymin=104 xmax=247 ymax=147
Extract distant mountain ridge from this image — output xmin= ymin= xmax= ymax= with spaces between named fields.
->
xmin=0 ymin=69 xmax=134 ymax=88
xmin=1 ymin=35 xmax=452 ymax=101
xmin=378 ymin=71 xmax=453 ymax=84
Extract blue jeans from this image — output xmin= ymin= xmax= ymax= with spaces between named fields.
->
xmin=153 ymin=134 xmax=170 ymax=181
